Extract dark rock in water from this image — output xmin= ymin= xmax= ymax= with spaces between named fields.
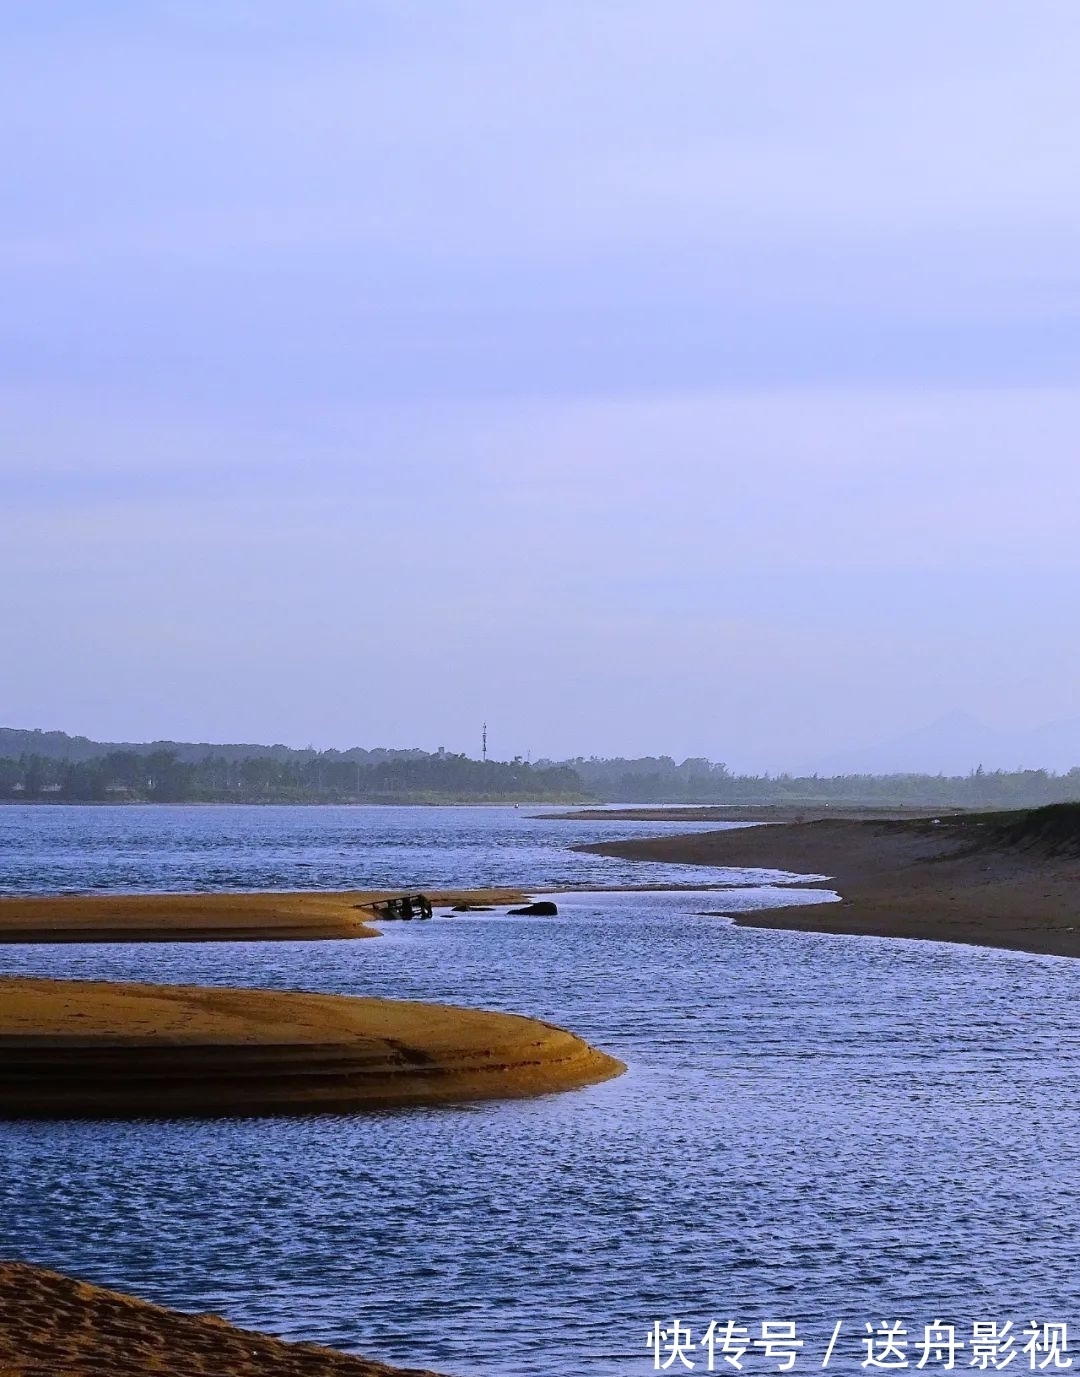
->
xmin=451 ymin=903 xmax=494 ymax=912
xmin=507 ymin=901 xmax=558 ymax=916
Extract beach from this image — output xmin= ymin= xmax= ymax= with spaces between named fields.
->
xmin=549 ymin=804 xmax=966 ymax=823
xmin=581 ymin=808 xmax=1080 ymax=958
xmin=0 ymin=888 xmax=526 ymax=943
xmin=0 ymin=1260 xmax=442 ymax=1376
xmin=0 ymin=975 xmax=624 ymax=1117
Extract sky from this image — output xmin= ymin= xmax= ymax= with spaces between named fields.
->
xmin=4 ymin=2 xmax=1080 ymax=773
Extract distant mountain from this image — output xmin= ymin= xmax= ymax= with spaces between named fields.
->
xmin=812 ymin=710 xmax=1080 ymax=777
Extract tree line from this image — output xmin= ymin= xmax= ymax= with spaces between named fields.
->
xmin=0 ymin=750 xmax=582 ymax=803
xmin=3 ymin=745 xmax=1080 ymax=807
xmin=562 ymin=756 xmax=1080 ymax=807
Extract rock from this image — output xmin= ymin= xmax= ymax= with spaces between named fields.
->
xmin=507 ymin=901 xmax=558 ymax=917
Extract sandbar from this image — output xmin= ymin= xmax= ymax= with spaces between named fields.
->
xmin=548 ymin=804 xmax=965 ymax=823
xmin=581 ymin=807 xmax=1080 ymax=958
xmin=0 ymin=888 xmax=526 ymax=943
xmin=0 ymin=1259 xmax=441 ymax=1376
xmin=0 ymin=975 xmax=625 ymax=1117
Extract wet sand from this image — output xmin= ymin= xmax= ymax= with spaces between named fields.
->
xmin=0 ymin=1260 xmax=442 ymax=1376
xmin=0 ymin=975 xmax=624 ymax=1117
xmin=0 ymin=888 xmax=526 ymax=943
xmin=582 ymin=811 xmax=1080 ymax=958
xmin=548 ymin=804 xmax=965 ymax=823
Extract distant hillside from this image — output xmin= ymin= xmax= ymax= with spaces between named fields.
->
xmin=4 ymin=727 xmax=1080 ymax=807
xmin=0 ymin=728 xmax=427 ymax=767
xmin=0 ymin=731 xmax=582 ymax=804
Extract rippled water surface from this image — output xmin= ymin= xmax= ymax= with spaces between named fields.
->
xmin=0 ymin=803 xmax=783 ymax=893
xmin=1 ymin=807 xmax=1078 ymax=1377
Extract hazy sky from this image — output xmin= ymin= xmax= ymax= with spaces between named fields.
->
xmin=5 ymin=2 xmax=1080 ymax=771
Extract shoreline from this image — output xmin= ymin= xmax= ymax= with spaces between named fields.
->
xmin=547 ymin=804 xmax=971 ymax=823
xmin=0 ymin=797 xmax=589 ymax=808
xmin=0 ymin=1259 xmax=443 ymax=1376
xmin=0 ymin=888 xmax=527 ymax=943
xmin=579 ymin=809 xmax=1080 ymax=959
xmin=0 ymin=975 xmax=624 ymax=1118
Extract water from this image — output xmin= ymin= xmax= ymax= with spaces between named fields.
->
xmin=2 ymin=807 xmax=1079 ymax=1376
xmin=0 ymin=803 xmax=805 ymax=894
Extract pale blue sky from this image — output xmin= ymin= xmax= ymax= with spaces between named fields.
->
xmin=4 ymin=3 xmax=1080 ymax=771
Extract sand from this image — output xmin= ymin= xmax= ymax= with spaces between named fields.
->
xmin=0 ymin=975 xmax=625 ymax=1117
xmin=582 ymin=811 xmax=1080 ymax=958
xmin=548 ymin=804 xmax=964 ymax=823
xmin=0 ymin=888 xmax=526 ymax=943
xmin=0 ymin=1260 xmax=442 ymax=1376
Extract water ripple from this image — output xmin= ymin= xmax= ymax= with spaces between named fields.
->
xmin=0 ymin=811 xmax=1076 ymax=1376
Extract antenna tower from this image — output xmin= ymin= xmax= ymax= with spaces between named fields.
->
xmin=482 ymin=722 xmax=488 ymax=762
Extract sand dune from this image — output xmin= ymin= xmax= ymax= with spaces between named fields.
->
xmin=0 ymin=976 xmax=624 ymax=1117
xmin=0 ymin=1259 xmax=442 ymax=1376
xmin=0 ymin=888 xmax=526 ymax=943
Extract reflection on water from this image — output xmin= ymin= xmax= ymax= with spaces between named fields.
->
xmin=1 ymin=810 xmax=1077 ymax=1376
